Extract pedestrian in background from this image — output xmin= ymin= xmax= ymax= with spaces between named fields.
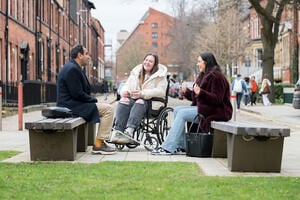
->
xmin=259 ymin=73 xmax=272 ymax=106
xmin=103 ymin=79 xmax=109 ymax=101
xmin=113 ymin=84 xmax=117 ymax=96
xmin=231 ymin=74 xmax=247 ymax=110
xmin=243 ymin=77 xmax=252 ymax=106
xmin=56 ymin=45 xmax=116 ymax=155
xmin=250 ymin=75 xmax=258 ymax=105
xmin=295 ymin=79 xmax=300 ymax=90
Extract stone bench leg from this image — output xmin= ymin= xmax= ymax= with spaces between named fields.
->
xmin=227 ymin=134 xmax=284 ymax=172
xmin=29 ymin=129 xmax=77 ymax=161
xmin=77 ymin=123 xmax=88 ymax=152
xmin=87 ymin=123 xmax=96 ymax=146
xmin=212 ymin=129 xmax=227 ymax=158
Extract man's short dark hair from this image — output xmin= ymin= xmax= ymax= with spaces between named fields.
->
xmin=70 ymin=45 xmax=84 ymax=59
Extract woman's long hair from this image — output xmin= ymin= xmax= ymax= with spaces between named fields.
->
xmin=139 ymin=53 xmax=159 ymax=84
xmin=197 ymin=52 xmax=221 ymax=84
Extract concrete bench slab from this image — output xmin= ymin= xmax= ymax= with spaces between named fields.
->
xmin=25 ymin=117 xmax=88 ymax=161
xmin=211 ymin=120 xmax=290 ymax=172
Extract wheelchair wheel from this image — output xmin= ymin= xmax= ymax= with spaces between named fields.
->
xmin=126 ymin=143 xmax=139 ymax=149
xmin=156 ymin=107 xmax=174 ymax=144
xmin=115 ymin=144 xmax=125 ymax=150
xmin=126 ymin=128 xmax=142 ymax=149
xmin=144 ymin=136 xmax=159 ymax=151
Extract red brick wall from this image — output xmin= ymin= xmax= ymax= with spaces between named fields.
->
xmin=0 ymin=0 xmax=104 ymax=83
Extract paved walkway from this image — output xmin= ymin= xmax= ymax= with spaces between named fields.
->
xmin=0 ymin=93 xmax=299 ymax=177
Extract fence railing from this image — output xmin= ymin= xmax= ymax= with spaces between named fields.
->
xmin=1 ymin=81 xmax=106 ymax=107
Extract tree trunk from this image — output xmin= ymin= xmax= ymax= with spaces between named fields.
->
xmin=260 ymin=17 xmax=276 ymax=102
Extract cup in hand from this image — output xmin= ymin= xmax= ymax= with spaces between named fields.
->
xmin=131 ymin=90 xmax=140 ymax=99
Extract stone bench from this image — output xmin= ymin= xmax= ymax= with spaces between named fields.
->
xmin=25 ymin=117 xmax=95 ymax=161
xmin=210 ymin=121 xmax=290 ymax=172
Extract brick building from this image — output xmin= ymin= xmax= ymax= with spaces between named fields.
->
xmin=241 ymin=0 xmax=300 ymax=84
xmin=0 ymin=0 xmax=105 ymax=85
xmin=116 ymin=7 xmax=177 ymax=81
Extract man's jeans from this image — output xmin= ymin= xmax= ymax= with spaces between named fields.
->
xmin=161 ymin=105 xmax=197 ymax=153
xmin=113 ymin=98 xmax=148 ymax=132
xmin=236 ymin=92 xmax=243 ymax=109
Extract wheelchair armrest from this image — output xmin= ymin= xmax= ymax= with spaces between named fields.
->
xmin=149 ymin=97 xmax=165 ymax=103
xmin=147 ymin=97 xmax=167 ymax=114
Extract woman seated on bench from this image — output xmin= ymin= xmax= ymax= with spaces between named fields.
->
xmin=152 ymin=52 xmax=233 ymax=155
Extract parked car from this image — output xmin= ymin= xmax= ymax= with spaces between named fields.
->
xmin=178 ymin=81 xmax=194 ymax=100
xmin=169 ymin=82 xmax=181 ymax=98
xmin=185 ymin=81 xmax=194 ymax=90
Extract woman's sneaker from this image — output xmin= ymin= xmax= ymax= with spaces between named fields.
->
xmin=119 ymin=130 xmax=138 ymax=144
xmin=173 ymin=148 xmax=186 ymax=155
xmin=110 ymin=130 xmax=131 ymax=144
xmin=151 ymin=147 xmax=172 ymax=156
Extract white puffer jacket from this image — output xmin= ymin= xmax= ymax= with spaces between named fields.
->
xmin=121 ymin=64 xmax=168 ymax=108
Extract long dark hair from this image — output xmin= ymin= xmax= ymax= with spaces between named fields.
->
xmin=197 ymin=52 xmax=221 ymax=84
xmin=200 ymin=52 xmax=220 ymax=73
xmin=139 ymin=53 xmax=159 ymax=82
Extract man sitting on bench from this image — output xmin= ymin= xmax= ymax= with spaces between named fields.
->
xmin=56 ymin=44 xmax=116 ymax=155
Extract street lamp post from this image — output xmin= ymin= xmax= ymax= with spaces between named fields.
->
xmin=93 ymin=66 xmax=97 ymax=84
xmin=4 ymin=0 xmax=9 ymax=104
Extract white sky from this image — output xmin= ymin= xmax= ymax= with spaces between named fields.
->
xmin=88 ymin=0 xmax=206 ymax=56
xmin=89 ymin=0 xmax=176 ymax=52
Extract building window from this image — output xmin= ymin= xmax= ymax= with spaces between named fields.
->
xmin=152 ymin=32 xmax=158 ymax=39
xmin=256 ymin=48 xmax=263 ymax=68
xmin=152 ymin=23 xmax=158 ymax=29
xmin=251 ymin=17 xmax=259 ymax=39
xmin=152 ymin=42 xmax=158 ymax=48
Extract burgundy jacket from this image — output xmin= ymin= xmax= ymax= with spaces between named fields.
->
xmin=183 ymin=68 xmax=232 ymax=132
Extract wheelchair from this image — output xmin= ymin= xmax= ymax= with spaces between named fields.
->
xmin=113 ymin=77 xmax=174 ymax=151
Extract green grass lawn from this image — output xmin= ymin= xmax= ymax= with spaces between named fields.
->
xmin=0 ymin=151 xmax=299 ymax=200
xmin=0 ymin=150 xmax=20 ymax=161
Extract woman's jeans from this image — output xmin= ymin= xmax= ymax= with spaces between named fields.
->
xmin=161 ymin=105 xmax=197 ymax=153
xmin=262 ymin=94 xmax=271 ymax=106
xmin=113 ymin=98 xmax=148 ymax=132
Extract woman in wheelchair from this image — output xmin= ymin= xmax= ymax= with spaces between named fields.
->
xmin=110 ymin=53 xmax=168 ymax=144
xmin=152 ymin=52 xmax=233 ymax=155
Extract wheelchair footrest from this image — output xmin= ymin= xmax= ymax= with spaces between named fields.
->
xmin=119 ymin=132 xmax=141 ymax=144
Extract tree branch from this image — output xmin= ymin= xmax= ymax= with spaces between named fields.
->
xmin=248 ymin=0 xmax=277 ymax=23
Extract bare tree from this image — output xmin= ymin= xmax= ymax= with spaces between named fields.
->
xmin=192 ymin=0 xmax=247 ymax=76
xmin=167 ymin=0 xmax=210 ymax=81
xmin=248 ymin=0 xmax=299 ymax=101
xmin=116 ymin=34 xmax=148 ymax=78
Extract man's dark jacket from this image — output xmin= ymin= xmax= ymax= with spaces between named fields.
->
xmin=56 ymin=59 xmax=100 ymax=123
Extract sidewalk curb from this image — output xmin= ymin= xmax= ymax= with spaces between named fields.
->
xmin=241 ymin=107 xmax=300 ymax=130
xmin=240 ymin=108 xmax=261 ymax=115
